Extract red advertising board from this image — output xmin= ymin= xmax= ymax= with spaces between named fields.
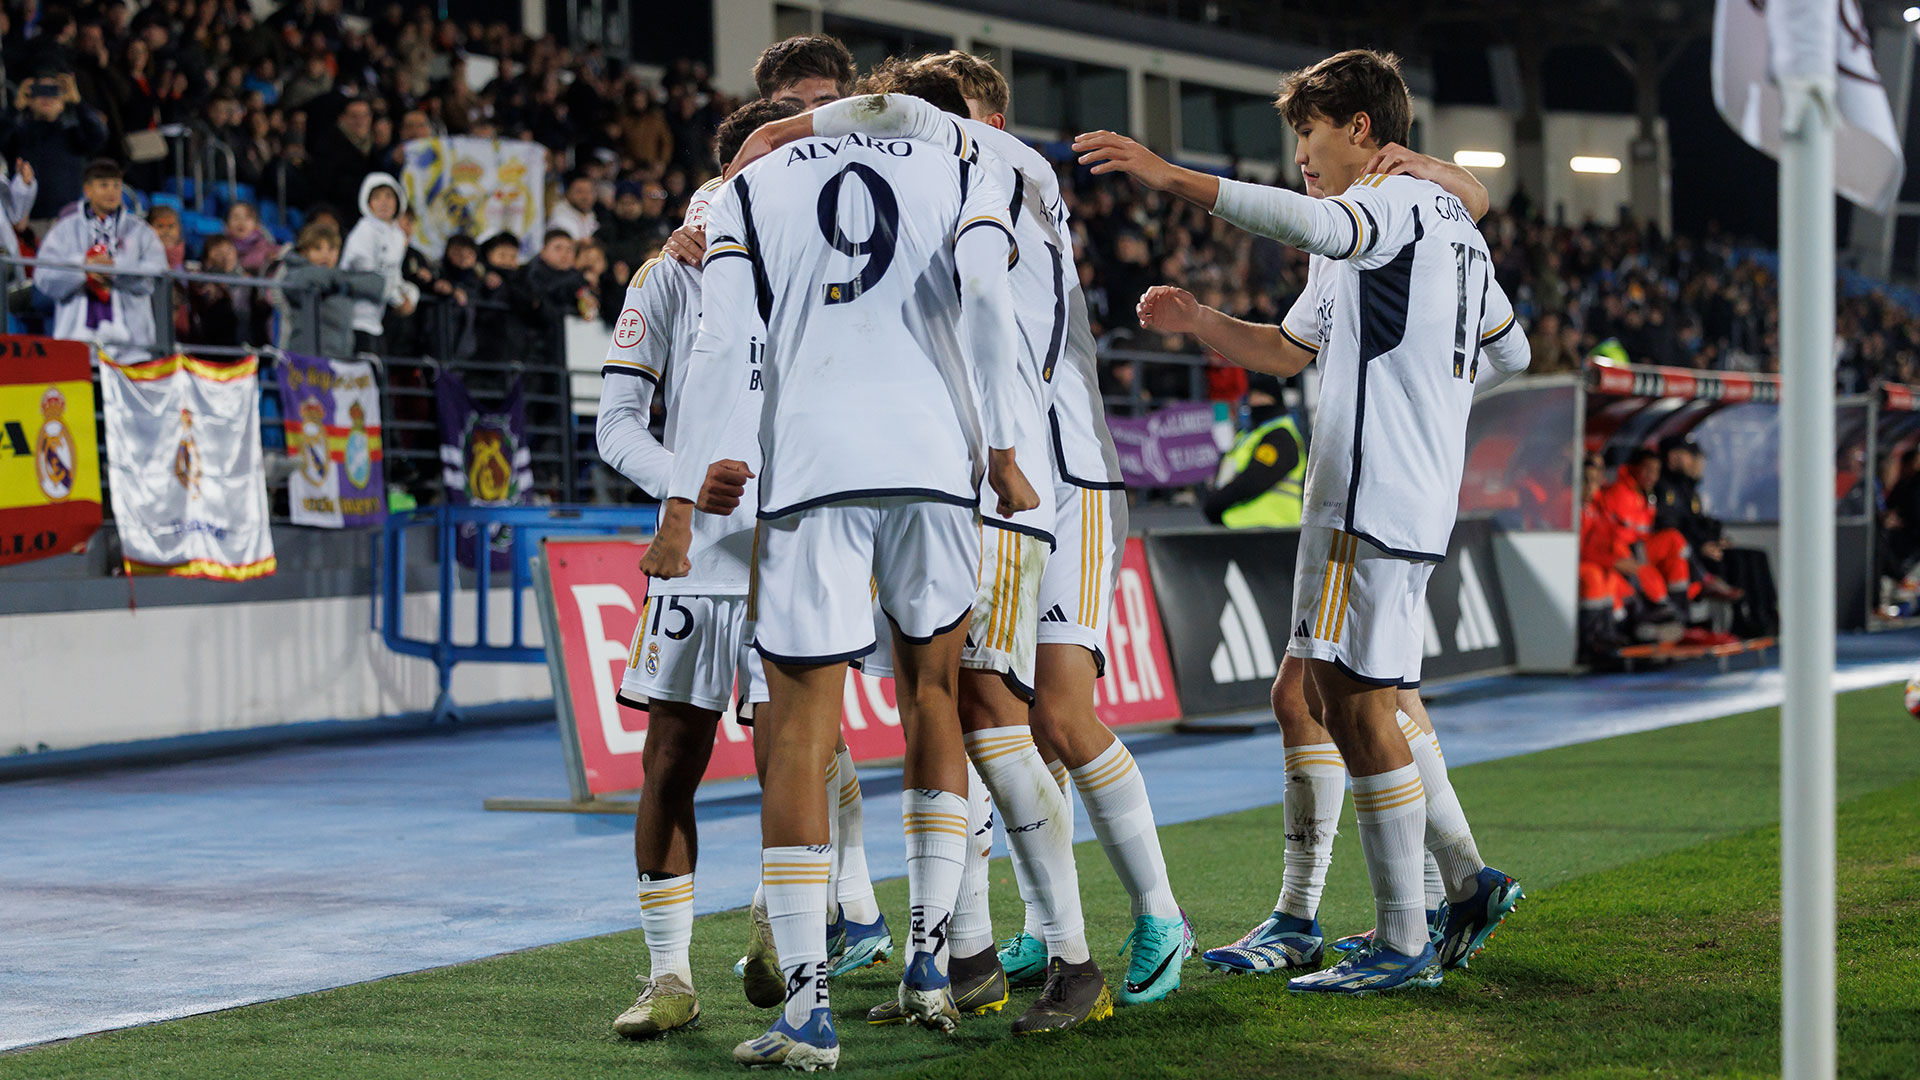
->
xmin=535 ymin=534 xmax=1181 ymax=798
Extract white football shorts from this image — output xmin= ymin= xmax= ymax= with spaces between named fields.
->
xmin=617 ymin=593 xmax=768 ymax=715
xmin=1286 ymin=525 xmax=1436 ymax=688
xmin=751 ymin=497 xmax=980 ymax=665
xmin=863 ymin=521 xmax=1049 ymax=697
xmin=1035 ymin=481 xmax=1126 ymax=675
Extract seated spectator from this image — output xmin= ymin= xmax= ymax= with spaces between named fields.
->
xmin=182 ymin=234 xmax=243 ymax=347
xmin=0 ymin=158 xmax=34 ymax=260
xmin=0 ymin=72 xmax=107 ymax=222
xmin=309 ymin=98 xmax=379 ymax=224
xmin=273 ymin=221 xmax=386 ymax=358
xmin=548 ymin=172 xmax=598 ymax=241
xmin=1579 ymin=448 xmax=1691 ymax=651
xmin=34 ymin=159 xmax=165 ymax=364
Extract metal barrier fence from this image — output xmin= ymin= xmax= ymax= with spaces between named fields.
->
xmin=0 ymin=254 xmax=586 ymax=508
xmin=372 ymin=503 xmax=656 ymax=722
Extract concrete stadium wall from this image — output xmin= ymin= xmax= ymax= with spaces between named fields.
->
xmin=1427 ymin=106 xmax=1668 ymax=230
xmin=0 ymin=589 xmax=551 ymax=754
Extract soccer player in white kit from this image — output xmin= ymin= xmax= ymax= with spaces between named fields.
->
xmin=641 ymin=97 xmax=1039 ymax=1070
xmin=597 ymin=99 xmax=803 ymax=1040
xmin=1078 ymin=48 xmax=1528 ymax=995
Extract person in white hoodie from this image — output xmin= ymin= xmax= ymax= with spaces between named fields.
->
xmin=34 ymin=158 xmax=165 ymax=364
xmin=338 ymin=172 xmax=419 ymax=354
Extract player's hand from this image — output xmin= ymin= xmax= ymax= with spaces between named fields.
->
xmin=639 ymin=501 xmax=695 ymax=578
xmin=987 ymin=447 xmax=1040 ymax=516
xmin=1363 ymin=142 xmax=1434 ymax=181
xmin=727 ymin=113 xmax=814 ymax=178
xmin=15 ymin=158 xmax=32 ymax=186
xmin=1072 ymin=130 xmax=1179 ymax=190
xmin=696 ymin=459 xmax=754 ymax=515
xmin=1137 ymin=285 xmax=1204 ymax=334
xmin=663 ymin=225 xmax=705 ymax=266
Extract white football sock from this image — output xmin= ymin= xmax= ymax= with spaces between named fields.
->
xmin=1398 ymin=711 xmax=1485 ymax=904
xmin=1424 ymin=852 xmax=1445 ymax=913
xmin=1013 ymin=759 xmax=1073 ymax=941
xmin=949 ymin=761 xmax=996 ymax=958
xmin=636 ymin=872 xmax=695 ymax=983
xmin=967 ymin=727 xmax=1089 ymax=964
xmin=1351 ymin=763 xmax=1429 ymax=957
xmin=762 ymin=846 xmax=831 ymax=1026
xmin=1277 ymin=742 xmax=1346 ymax=922
xmin=1070 ymin=737 xmax=1180 ymax=920
xmin=824 ymin=755 xmax=842 ymax=923
xmin=902 ymin=787 xmax=969 ymax=974
xmin=833 ymin=746 xmax=881 ymax=924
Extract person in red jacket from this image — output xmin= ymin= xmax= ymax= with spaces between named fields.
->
xmin=1580 ymin=448 xmax=1691 ymax=649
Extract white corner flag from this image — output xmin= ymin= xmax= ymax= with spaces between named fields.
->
xmin=1712 ymin=0 xmax=1905 ymax=213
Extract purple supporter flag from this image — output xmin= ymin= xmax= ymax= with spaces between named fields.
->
xmin=1108 ymin=401 xmax=1229 ymax=489
xmin=276 ymin=353 xmax=387 ymax=528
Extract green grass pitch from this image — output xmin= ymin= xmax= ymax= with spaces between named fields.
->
xmin=7 ymin=684 xmax=1919 ymax=1079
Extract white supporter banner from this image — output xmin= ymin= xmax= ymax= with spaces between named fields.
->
xmin=1711 ymin=0 xmax=1904 ymax=212
xmin=99 ymin=353 xmax=275 ymax=580
xmin=400 ymin=136 xmax=548 ymax=259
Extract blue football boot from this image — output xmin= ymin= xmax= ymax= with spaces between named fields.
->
xmin=1202 ymin=911 xmax=1325 ymax=974
xmin=829 ymin=913 xmax=893 ymax=978
xmin=733 ymin=1007 xmax=839 ymax=1071
xmin=1436 ymin=867 xmax=1522 ymax=969
xmin=1286 ymin=940 xmax=1442 ymax=996
xmin=1328 ymin=905 xmax=1447 ymax=957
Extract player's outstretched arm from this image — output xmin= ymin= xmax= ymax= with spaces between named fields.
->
xmin=1071 ymin=130 xmax=1221 ymax=210
xmin=729 ymin=94 xmax=954 ymax=176
xmin=1364 ymin=142 xmax=1490 ymax=221
xmin=1137 ymin=285 xmax=1314 ymax=377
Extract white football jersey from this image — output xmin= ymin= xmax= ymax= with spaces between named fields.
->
xmin=599 ymin=254 xmax=759 ymax=595
xmin=810 ymin=94 xmax=1124 ymax=500
xmin=1271 ymin=173 xmax=1524 ymax=559
xmin=669 ymin=126 xmax=1022 ymax=519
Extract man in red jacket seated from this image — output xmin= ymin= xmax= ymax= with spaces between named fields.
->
xmin=1579 ymin=448 xmax=1691 ymax=650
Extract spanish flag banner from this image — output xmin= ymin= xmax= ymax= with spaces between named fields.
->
xmin=0 ymin=336 xmax=102 ymax=566
xmin=99 ymin=352 xmax=276 ymax=581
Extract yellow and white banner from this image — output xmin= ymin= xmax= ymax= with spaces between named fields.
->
xmin=0 ymin=336 xmax=101 ymax=565
xmin=400 ymin=136 xmax=547 ymax=258
xmin=100 ymin=353 xmax=275 ymax=580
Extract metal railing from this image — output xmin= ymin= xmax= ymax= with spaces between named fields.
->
xmin=0 ymin=254 xmax=589 ymax=510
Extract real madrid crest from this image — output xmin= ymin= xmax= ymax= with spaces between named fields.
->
xmin=298 ymin=396 xmax=330 ymax=486
xmin=645 ymin=641 xmax=661 ymax=677
xmin=345 ymin=400 xmax=372 ymax=490
xmin=34 ymin=386 xmax=75 ymax=500
xmin=173 ymin=408 xmax=202 ymax=496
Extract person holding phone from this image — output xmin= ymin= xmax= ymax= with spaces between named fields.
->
xmin=0 ymin=70 xmax=106 ymax=223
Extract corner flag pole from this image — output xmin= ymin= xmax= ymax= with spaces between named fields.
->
xmin=1774 ymin=2 xmax=1837 ymax=1076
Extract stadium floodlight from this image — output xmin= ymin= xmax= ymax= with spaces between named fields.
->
xmin=1568 ymin=155 xmax=1622 ymax=174
xmin=1905 ymin=5 xmax=1918 ymax=22
xmin=1451 ymin=150 xmax=1506 ymax=169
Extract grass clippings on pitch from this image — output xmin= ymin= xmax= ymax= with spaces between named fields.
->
xmin=6 ymin=684 xmax=1919 ymax=1080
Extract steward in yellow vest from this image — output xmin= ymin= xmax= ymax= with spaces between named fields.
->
xmin=1204 ymin=391 xmax=1305 ymax=528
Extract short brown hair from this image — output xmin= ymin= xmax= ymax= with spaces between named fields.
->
xmin=858 ymin=56 xmax=970 ymax=119
xmin=1275 ymin=49 xmax=1410 ymax=150
xmin=752 ymin=36 xmax=855 ymax=100
xmin=295 ymin=222 xmax=340 ymax=253
xmin=715 ymin=98 xmax=803 ymax=168
xmin=915 ymin=50 xmax=1009 ymax=116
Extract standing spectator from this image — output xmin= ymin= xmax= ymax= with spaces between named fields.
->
xmin=147 ymin=205 xmax=186 ymax=269
xmin=225 ymin=203 xmax=282 ymax=275
xmin=547 ymin=172 xmax=598 ymax=241
xmin=35 ymin=159 xmax=166 ymax=364
xmin=597 ymin=181 xmax=664 ymax=282
xmin=338 ymin=172 xmax=418 ymax=354
xmin=505 ymin=228 xmax=580 ymax=363
xmin=618 ymin=86 xmax=672 ymax=172
xmin=0 ymin=72 xmax=107 ymax=223
xmin=309 ymin=98 xmax=380 ymax=222
xmin=0 ymin=158 xmax=34 ymax=260
xmin=274 ymin=222 xmax=387 ymax=358
xmin=469 ymin=231 xmax=522 ymax=369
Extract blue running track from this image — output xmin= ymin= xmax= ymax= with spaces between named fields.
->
xmin=2 ymin=636 xmax=1914 ymax=1050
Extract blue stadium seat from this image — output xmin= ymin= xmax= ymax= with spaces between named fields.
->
xmin=183 ymin=211 xmax=225 ymax=237
xmin=148 ymin=191 xmax=185 ymax=212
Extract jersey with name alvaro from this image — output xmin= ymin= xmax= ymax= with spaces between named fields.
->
xmin=709 ymin=132 xmax=1013 ymax=517
xmin=1300 ymin=173 xmax=1499 ymax=560
xmin=602 ymin=254 xmax=759 ymax=595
